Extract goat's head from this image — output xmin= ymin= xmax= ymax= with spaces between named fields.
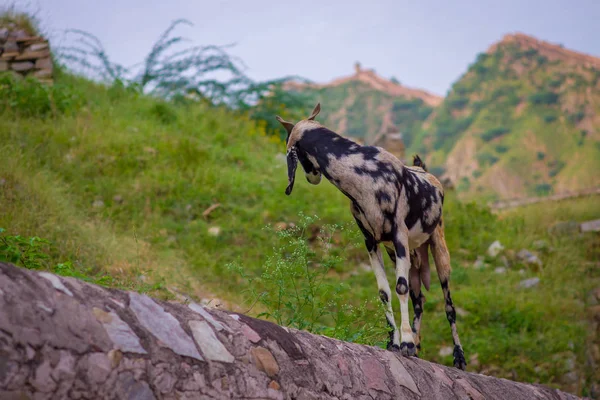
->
xmin=275 ymin=103 xmax=322 ymax=195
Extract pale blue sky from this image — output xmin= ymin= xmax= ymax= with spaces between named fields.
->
xmin=31 ymin=0 xmax=600 ymax=95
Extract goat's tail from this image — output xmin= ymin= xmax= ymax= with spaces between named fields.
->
xmin=412 ymin=154 xmax=428 ymax=172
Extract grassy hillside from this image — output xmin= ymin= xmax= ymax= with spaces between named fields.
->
xmin=415 ymin=34 xmax=600 ymax=201
xmin=1 ymin=70 xmax=599 ymax=397
xmin=0 ymin=70 xmax=356 ymax=302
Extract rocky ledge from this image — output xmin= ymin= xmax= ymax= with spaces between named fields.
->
xmin=0 ymin=262 xmax=583 ymax=399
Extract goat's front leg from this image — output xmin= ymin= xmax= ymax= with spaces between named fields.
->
xmin=409 ymin=249 xmax=425 ymax=354
xmin=392 ymin=224 xmax=416 ymax=357
xmin=366 ymin=240 xmax=401 ymax=350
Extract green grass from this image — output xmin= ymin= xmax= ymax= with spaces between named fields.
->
xmin=1 ymin=70 xmax=598 ymax=397
xmin=0 ymin=3 xmax=40 ymax=35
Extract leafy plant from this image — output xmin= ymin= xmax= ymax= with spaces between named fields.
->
xmin=0 ymin=228 xmax=51 ymax=269
xmin=0 ymin=73 xmax=83 ymax=117
xmin=55 ymin=19 xmax=312 ymax=136
xmin=227 ymin=213 xmax=387 ymax=345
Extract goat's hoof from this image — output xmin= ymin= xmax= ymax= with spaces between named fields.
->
xmin=453 ymin=346 xmax=467 ymax=370
xmin=387 ymin=342 xmax=401 ymax=352
xmin=400 ymin=342 xmax=416 ymax=357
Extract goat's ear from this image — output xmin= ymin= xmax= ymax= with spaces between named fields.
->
xmin=307 ymin=102 xmax=321 ymax=121
xmin=285 ymin=148 xmax=298 ymax=196
xmin=275 ymin=116 xmax=294 ymax=135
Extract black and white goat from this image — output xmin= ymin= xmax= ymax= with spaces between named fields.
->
xmin=276 ymin=103 xmax=467 ymax=369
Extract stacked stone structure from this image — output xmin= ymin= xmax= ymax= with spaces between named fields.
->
xmin=0 ymin=27 xmax=53 ymax=84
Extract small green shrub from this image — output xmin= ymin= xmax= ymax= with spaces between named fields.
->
xmin=227 ymin=214 xmax=387 ymax=345
xmin=0 ymin=73 xmax=83 ymax=117
xmin=543 ymin=114 xmax=557 ymax=123
xmin=528 ymin=91 xmax=559 ymax=106
xmin=495 ymin=144 xmax=509 ymax=153
xmin=472 ymin=170 xmax=482 ymax=178
xmin=107 ymin=78 xmax=142 ymax=102
xmin=482 ymin=127 xmax=510 ymax=141
xmin=537 ymin=151 xmax=546 ymax=161
xmin=548 ymin=160 xmax=566 ymax=178
xmin=433 ymin=114 xmax=475 ymax=151
xmin=477 ymin=152 xmax=499 ymax=166
xmin=568 ymin=111 xmax=585 ymax=125
xmin=578 ymin=130 xmax=588 ymax=146
xmin=534 ymin=183 xmax=553 ymax=196
xmin=522 ymin=48 xmax=539 ymax=58
xmin=548 ymin=77 xmax=564 ymax=89
xmin=150 ymin=102 xmax=178 ymax=124
xmin=0 ymin=228 xmax=51 ymax=270
xmin=447 ymin=96 xmax=469 ymax=110
xmin=457 ymin=176 xmax=471 ymax=192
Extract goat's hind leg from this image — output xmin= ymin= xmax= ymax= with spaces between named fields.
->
xmin=430 ymin=224 xmax=467 ymax=370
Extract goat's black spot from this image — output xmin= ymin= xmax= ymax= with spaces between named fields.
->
xmin=375 ymin=190 xmax=392 ymax=205
xmin=446 ymin=309 xmax=456 ymax=324
xmin=394 ymin=242 xmax=406 ymax=259
xmin=396 ymin=277 xmax=409 ymax=295
xmin=410 ymin=291 xmax=424 ymax=319
xmin=379 ymin=289 xmax=389 ymax=303
xmin=353 ymin=210 xmax=376 ymax=252
xmin=296 ymin=148 xmax=317 ymax=176
xmin=403 ymin=170 xmax=441 ymax=233
xmin=453 ymin=346 xmax=466 ymax=369
xmin=385 ymin=247 xmax=396 ymax=263
xmin=388 ymin=343 xmax=401 ymax=352
xmin=353 ymin=166 xmax=371 ymax=176
xmin=446 ymin=301 xmax=456 ymax=324
xmin=299 ymin=127 xmax=377 ymax=168
xmin=400 ymin=342 xmax=415 ymax=351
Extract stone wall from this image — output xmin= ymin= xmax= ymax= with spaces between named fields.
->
xmin=0 ymin=28 xmax=53 ymax=84
xmin=0 ymin=261 xmax=584 ymax=399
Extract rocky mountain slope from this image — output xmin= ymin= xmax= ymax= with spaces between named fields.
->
xmin=420 ymin=33 xmax=600 ymax=200
xmin=283 ymin=63 xmax=441 ymax=152
xmin=286 ymin=34 xmax=600 ymax=201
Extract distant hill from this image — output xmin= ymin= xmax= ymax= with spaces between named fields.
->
xmin=283 ymin=63 xmax=441 ymax=156
xmin=419 ymin=33 xmax=600 ymax=200
xmin=285 ymin=34 xmax=600 ymax=201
